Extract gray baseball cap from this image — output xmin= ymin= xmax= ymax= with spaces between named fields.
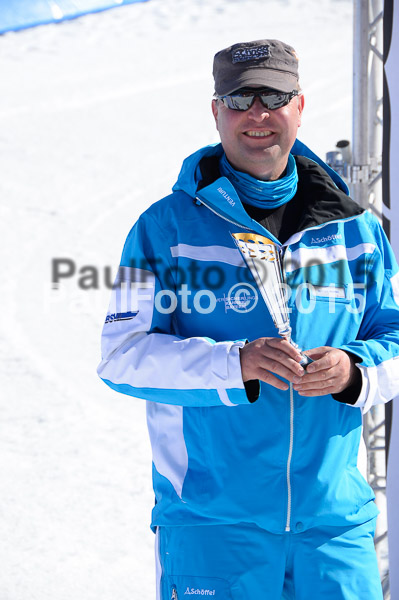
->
xmin=213 ymin=39 xmax=300 ymax=96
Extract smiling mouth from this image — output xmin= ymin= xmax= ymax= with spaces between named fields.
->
xmin=244 ymin=131 xmax=273 ymax=137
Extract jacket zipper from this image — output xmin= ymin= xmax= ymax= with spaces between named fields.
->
xmin=285 ymin=383 xmax=294 ymax=531
xmin=281 ymin=245 xmax=294 ymax=532
xmin=171 ymin=588 xmax=178 ymax=600
xmin=195 ymin=197 xmax=252 ymax=231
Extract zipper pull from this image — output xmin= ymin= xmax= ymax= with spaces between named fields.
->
xmin=171 ymin=587 xmax=178 ymax=600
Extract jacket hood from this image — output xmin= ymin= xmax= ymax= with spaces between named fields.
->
xmin=172 ymin=140 xmax=350 ymax=199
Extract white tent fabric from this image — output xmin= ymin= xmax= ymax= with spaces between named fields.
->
xmin=385 ymin=1 xmax=399 ymax=597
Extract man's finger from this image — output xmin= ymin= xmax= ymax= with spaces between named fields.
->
xmin=257 ymin=367 xmax=290 ymax=391
xmin=305 ymin=348 xmax=339 ymax=373
xmin=295 ymin=384 xmax=338 ymax=397
xmin=261 ymin=356 xmax=305 ymax=382
xmin=240 ymin=337 xmax=305 ymax=383
xmin=266 ymin=338 xmax=304 ymax=362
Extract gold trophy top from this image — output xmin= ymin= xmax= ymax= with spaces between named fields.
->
xmin=231 ymin=232 xmax=278 ymax=262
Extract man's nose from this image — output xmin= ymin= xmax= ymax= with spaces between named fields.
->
xmin=247 ymin=97 xmax=271 ymax=120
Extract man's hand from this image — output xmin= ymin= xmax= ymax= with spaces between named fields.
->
xmin=240 ymin=337 xmax=306 ymax=391
xmin=292 ymin=346 xmax=359 ymax=396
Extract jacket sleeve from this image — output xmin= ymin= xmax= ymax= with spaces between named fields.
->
xmin=97 ymin=212 xmax=250 ymax=407
xmin=339 ymin=219 xmax=399 ymax=412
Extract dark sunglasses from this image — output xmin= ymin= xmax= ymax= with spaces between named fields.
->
xmin=215 ymin=89 xmax=298 ymax=111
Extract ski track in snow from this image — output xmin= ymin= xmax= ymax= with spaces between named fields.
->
xmin=0 ymin=0 xmax=352 ymax=598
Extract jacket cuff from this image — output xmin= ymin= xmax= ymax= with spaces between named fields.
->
xmin=332 ymin=369 xmax=362 ymax=405
xmin=244 ymin=379 xmax=260 ymax=403
xmin=332 ymin=351 xmax=363 ymax=406
xmin=238 ymin=339 xmax=260 ymax=403
xmin=216 ymin=340 xmax=254 ymax=406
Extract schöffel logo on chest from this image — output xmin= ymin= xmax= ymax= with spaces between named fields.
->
xmin=310 ymin=233 xmax=342 ymax=244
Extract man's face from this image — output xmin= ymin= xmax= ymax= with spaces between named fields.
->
xmin=211 ymin=90 xmax=304 ymax=181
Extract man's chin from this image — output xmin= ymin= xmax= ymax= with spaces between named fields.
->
xmin=238 ymin=148 xmax=284 ymax=179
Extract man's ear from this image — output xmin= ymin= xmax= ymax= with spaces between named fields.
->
xmin=211 ymin=99 xmax=219 ymax=130
xmin=297 ymin=94 xmax=305 ymax=127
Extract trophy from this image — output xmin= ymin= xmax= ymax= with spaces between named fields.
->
xmin=231 ymin=232 xmax=312 ymax=367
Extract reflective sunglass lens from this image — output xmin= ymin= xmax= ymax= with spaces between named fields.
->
xmin=223 ymin=96 xmax=253 ymax=110
xmin=260 ymin=93 xmax=289 ymax=109
xmin=219 ymin=91 xmax=297 ymax=111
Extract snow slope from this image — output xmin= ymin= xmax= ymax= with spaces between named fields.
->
xmin=0 ymin=1 xmax=353 ymax=598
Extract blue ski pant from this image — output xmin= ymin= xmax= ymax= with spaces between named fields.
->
xmin=156 ymin=518 xmax=383 ymax=599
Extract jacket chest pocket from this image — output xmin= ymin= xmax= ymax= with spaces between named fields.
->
xmin=285 ymin=256 xmax=361 ymax=311
xmin=289 ymin=281 xmax=364 ymax=349
xmin=309 ymin=283 xmax=351 ymax=306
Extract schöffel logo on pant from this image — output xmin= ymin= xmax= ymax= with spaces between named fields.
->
xmin=184 ymin=587 xmax=216 ymax=596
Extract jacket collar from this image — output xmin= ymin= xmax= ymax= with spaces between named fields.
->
xmin=172 ymin=141 xmax=352 ymax=241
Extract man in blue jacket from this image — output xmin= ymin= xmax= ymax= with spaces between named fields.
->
xmin=98 ymin=39 xmax=399 ymax=599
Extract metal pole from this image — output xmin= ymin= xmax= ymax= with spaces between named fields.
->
xmin=352 ymin=0 xmax=388 ymax=596
xmin=349 ymin=0 xmax=390 ymax=600
xmin=367 ymin=2 xmax=388 ymax=591
xmin=369 ymin=0 xmax=384 ymax=217
xmin=352 ymin=0 xmax=370 ymax=208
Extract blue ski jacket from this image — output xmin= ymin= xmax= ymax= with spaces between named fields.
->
xmin=98 ymin=141 xmax=399 ymax=534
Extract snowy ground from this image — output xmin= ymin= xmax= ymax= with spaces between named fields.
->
xmin=0 ymin=1 xmax=353 ymax=598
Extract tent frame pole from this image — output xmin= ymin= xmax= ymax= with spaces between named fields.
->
xmin=352 ymin=0 xmax=388 ymax=596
